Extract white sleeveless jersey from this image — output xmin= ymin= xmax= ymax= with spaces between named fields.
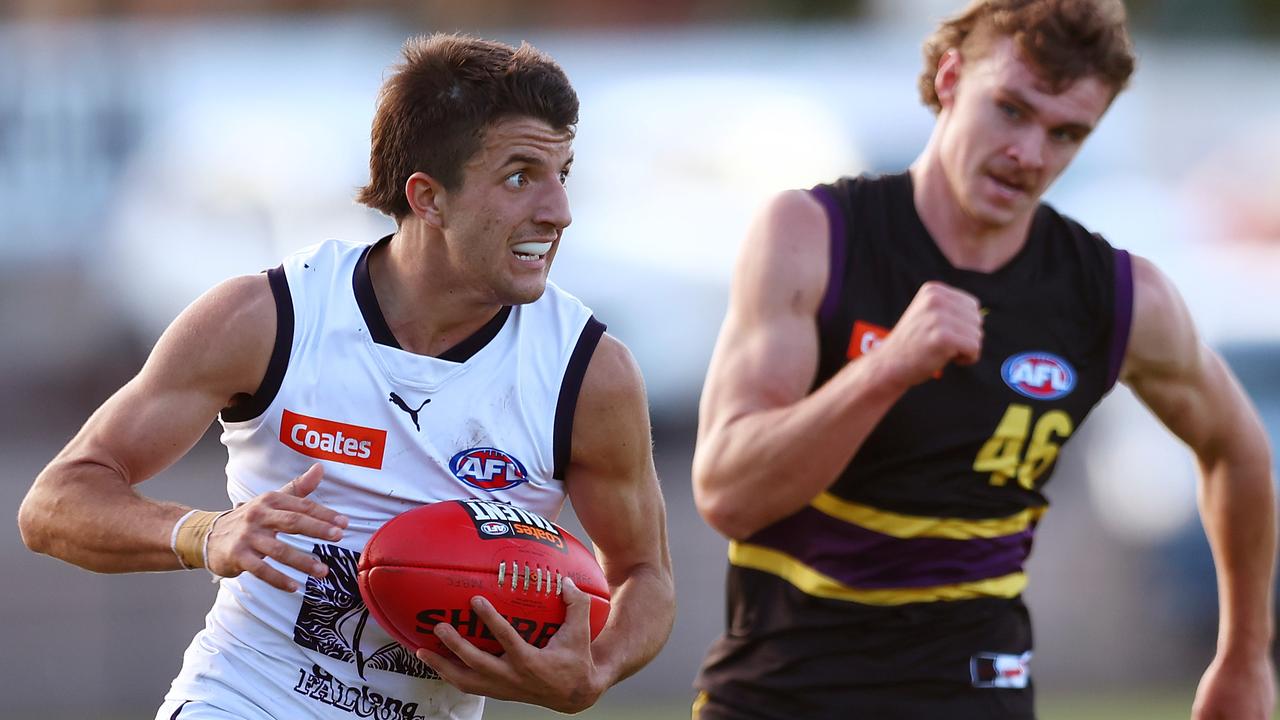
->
xmin=161 ymin=237 xmax=602 ymax=720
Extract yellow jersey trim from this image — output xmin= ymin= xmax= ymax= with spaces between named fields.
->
xmin=729 ymin=541 xmax=1027 ymax=606
xmin=810 ymin=492 xmax=1047 ymax=540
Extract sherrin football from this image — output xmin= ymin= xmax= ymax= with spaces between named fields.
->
xmin=357 ymin=499 xmax=611 ymax=656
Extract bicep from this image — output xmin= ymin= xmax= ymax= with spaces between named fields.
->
xmin=1122 ymin=256 xmax=1254 ymax=457
xmin=564 ymin=334 xmax=668 ymax=584
xmin=52 ymin=274 xmax=277 ymax=485
xmin=698 ymin=188 xmax=830 ymax=437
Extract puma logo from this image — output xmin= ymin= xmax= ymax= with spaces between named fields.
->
xmin=388 ymin=392 xmax=431 ymax=432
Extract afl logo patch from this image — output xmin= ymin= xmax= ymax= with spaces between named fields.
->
xmin=479 ymin=521 xmax=511 ymax=536
xmin=450 ymin=447 xmax=529 ymax=491
xmin=1001 ymin=352 xmax=1076 ymax=400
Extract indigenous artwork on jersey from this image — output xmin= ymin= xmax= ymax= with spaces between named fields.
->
xmin=292 ymin=543 xmax=437 ymax=679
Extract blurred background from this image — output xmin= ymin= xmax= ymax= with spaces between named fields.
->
xmin=2 ymin=0 xmax=1279 ymax=718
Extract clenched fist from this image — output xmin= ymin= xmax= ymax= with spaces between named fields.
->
xmin=873 ymin=281 xmax=983 ymax=389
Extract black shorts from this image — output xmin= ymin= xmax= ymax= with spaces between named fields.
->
xmin=696 ymin=575 xmax=1037 ymax=720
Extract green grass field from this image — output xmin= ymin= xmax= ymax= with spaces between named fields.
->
xmin=480 ymin=690 xmax=1206 ymax=719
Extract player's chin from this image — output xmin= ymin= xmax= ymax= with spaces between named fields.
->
xmin=503 ymin=279 xmax=549 ymax=306
xmin=968 ymin=195 xmax=1024 ymax=228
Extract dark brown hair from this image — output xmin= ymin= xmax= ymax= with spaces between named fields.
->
xmin=356 ymin=34 xmax=579 ymax=220
xmin=918 ymin=0 xmax=1136 ymax=113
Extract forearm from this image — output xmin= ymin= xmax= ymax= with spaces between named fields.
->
xmin=695 ymin=353 xmax=907 ymax=538
xmin=19 ymin=457 xmax=192 ymax=573
xmin=1199 ymin=445 xmax=1277 ymax=657
xmin=591 ymin=561 xmax=676 ymax=687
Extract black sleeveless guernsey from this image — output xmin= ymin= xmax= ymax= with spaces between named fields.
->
xmin=695 ymin=172 xmax=1133 ymax=719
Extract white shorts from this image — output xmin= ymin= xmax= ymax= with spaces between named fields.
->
xmin=156 ymin=698 xmax=271 ymax=720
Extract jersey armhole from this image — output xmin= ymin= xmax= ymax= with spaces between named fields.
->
xmin=1105 ymin=248 xmax=1134 ymax=391
xmin=220 ymin=265 xmax=295 ymax=423
xmin=808 ymin=185 xmax=848 ymax=329
xmin=552 ymin=316 xmax=607 ymax=481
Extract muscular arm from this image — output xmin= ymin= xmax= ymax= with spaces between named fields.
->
xmin=1120 ymin=255 xmax=1276 ymax=718
xmin=18 ymin=275 xmax=276 ymax=571
xmin=693 ymin=190 xmax=981 ymax=540
xmin=565 ymin=333 xmax=675 ymax=693
xmin=20 ymin=270 xmax=346 ymax=595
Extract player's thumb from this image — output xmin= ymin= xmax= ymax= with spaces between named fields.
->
xmin=561 ymin=577 xmax=591 ymax=630
xmin=283 ymin=463 xmax=324 ymax=497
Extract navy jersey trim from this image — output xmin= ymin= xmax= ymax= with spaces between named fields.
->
xmin=439 ymin=306 xmax=512 ymax=362
xmin=169 ymin=700 xmax=190 ymax=719
xmin=353 ymin=234 xmax=400 ymax=348
xmin=1106 ymin=248 xmax=1134 ymax=390
xmin=552 ymin=316 xmax=606 ymax=481
xmin=221 ymin=265 xmax=294 ymax=423
xmin=353 ymin=234 xmax=512 ymax=362
xmin=809 ymin=185 xmax=848 ymax=328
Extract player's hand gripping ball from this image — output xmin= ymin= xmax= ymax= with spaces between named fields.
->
xmin=357 ymin=499 xmax=610 ymax=656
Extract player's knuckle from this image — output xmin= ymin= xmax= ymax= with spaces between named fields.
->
xmin=242 ymin=503 xmax=268 ymax=523
xmin=264 ymin=538 xmax=290 ymax=559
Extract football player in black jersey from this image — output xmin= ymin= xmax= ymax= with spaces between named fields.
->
xmin=692 ymin=1 xmax=1275 ymax=718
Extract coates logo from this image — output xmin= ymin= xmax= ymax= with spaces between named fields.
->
xmin=450 ymin=448 xmax=529 ymax=491
xmin=479 ymin=521 xmax=511 ymax=536
xmin=846 ymin=320 xmax=889 ymax=360
xmin=1001 ymin=352 xmax=1076 ymax=401
xmin=279 ymin=409 xmax=387 ymax=469
xmin=848 ymin=319 xmax=942 ymax=380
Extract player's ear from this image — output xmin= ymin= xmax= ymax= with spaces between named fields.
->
xmin=405 ymin=172 xmax=447 ymax=229
xmin=935 ymin=47 xmax=962 ymax=109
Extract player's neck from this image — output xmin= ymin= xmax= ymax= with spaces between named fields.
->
xmin=909 ymin=150 xmax=1035 ymax=274
xmin=368 ymin=227 xmax=504 ymax=357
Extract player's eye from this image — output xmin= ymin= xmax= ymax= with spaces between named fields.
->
xmin=1049 ymin=128 xmax=1080 ymax=144
xmin=998 ymin=102 xmax=1023 ymax=121
xmin=505 ymin=171 xmax=529 ymax=189
xmin=557 ymin=169 xmax=570 ymax=186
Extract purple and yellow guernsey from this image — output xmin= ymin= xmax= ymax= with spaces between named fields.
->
xmin=731 ymin=492 xmax=1045 ymax=605
xmin=695 ymin=172 xmax=1133 ymax=718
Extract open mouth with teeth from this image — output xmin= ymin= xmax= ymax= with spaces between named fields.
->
xmin=512 ymin=240 xmax=553 ymax=261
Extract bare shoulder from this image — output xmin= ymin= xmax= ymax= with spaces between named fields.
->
xmin=755 ymin=188 xmax=828 ymax=246
xmin=44 ymin=271 xmax=280 ymax=486
xmin=700 ymin=188 xmax=832 ymax=423
xmin=576 ymin=332 xmax=647 ymax=425
xmin=734 ymin=189 xmax=831 ymax=315
xmin=570 ymin=332 xmax=651 ymax=470
xmin=1120 ymin=253 xmax=1199 ymax=384
xmin=143 ymin=272 xmax=278 ymax=400
xmin=1119 ymin=255 xmax=1268 ymax=456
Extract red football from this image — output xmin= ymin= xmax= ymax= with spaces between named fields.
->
xmin=358 ymin=499 xmax=610 ymax=656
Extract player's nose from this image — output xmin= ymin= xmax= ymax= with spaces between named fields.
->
xmin=1007 ymin=128 xmax=1045 ymax=171
xmin=535 ymin=178 xmax=572 ymax=230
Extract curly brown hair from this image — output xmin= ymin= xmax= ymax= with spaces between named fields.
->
xmin=356 ymin=34 xmax=579 ymax=221
xmin=918 ymin=0 xmax=1136 ymax=114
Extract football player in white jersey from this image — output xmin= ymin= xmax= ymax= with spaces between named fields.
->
xmin=20 ymin=34 xmax=675 ymax=718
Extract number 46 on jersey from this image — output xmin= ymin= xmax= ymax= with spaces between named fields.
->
xmin=972 ymin=404 xmax=1074 ymax=490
